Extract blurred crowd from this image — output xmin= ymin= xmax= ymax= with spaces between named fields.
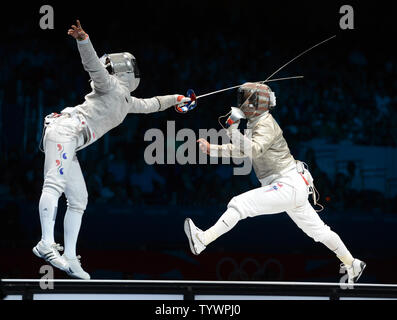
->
xmin=1 ymin=13 xmax=397 ymax=218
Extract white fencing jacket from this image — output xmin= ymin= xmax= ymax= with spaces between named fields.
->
xmin=210 ymin=112 xmax=296 ymax=180
xmin=65 ymin=37 xmax=179 ymax=143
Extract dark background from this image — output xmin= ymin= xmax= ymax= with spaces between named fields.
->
xmin=0 ymin=1 xmax=396 ymax=282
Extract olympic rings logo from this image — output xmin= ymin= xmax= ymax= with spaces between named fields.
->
xmin=216 ymin=257 xmax=284 ymax=281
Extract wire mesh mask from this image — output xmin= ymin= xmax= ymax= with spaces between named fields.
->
xmin=100 ymin=52 xmax=140 ymax=92
xmin=237 ymin=83 xmax=276 ymax=119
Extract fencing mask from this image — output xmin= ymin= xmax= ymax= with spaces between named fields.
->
xmin=100 ymin=52 xmax=140 ymax=92
xmin=237 ymin=82 xmax=276 ymax=119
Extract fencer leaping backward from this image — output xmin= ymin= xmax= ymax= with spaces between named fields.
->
xmin=185 ymin=82 xmax=366 ymax=284
xmin=33 ymin=20 xmax=192 ymax=279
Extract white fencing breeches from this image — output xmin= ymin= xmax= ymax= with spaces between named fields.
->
xmin=42 ymin=115 xmax=88 ymax=212
xmin=227 ymin=167 xmax=332 ymax=243
xmin=204 ymin=164 xmax=354 ymax=266
xmin=39 ymin=114 xmax=88 ymax=248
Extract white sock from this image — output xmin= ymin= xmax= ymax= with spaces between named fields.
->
xmin=39 ymin=191 xmax=59 ymax=244
xmin=203 ymin=208 xmax=240 ymax=246
xmin=322 ymin=231 xmax=354 ymax=267
xmin=63 ymin=208 xmax=83 ymax=258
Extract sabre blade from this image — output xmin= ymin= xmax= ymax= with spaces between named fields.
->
xmin=196 ymin=35 xmax=335 ymax=102
xmin=263 ymin=35 xmax=336 ymax=83
xmin=196 ymin=75 xmax=304 ymax=100
xmin=263 ymin=75 xmax=304 ymax=83
xmin=239 ymin=34 xmax=337 ymax=108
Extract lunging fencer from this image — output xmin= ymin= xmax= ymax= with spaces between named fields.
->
xmin=33 ymin=20 xmax=192 ymax=279
xmin=185 ymin=82 xmax=366 ymax=283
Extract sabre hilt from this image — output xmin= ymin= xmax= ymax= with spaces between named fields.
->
xmin=175 ymin=89 xmax=197 ymax=113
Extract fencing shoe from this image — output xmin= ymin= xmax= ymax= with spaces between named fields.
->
xmin=184 ymin=218 xmax=206 ymax=255
xmin=63 ymin=255 xmax=91 ymax=280
xmin=344 ymin=259 xmax=366 ymax=284
xmin=33 ymin=240 xmax=70 ymax=271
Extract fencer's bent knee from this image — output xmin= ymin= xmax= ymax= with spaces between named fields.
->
xmin=42 ymin=184 xmax=63 ymax=199
xmin=307 ymin=224 xmax=332 ymax=243
xmin=41 ymin=187 xmax=62 ymax=200
xmin=66 ymin=189 xmax=88 ymax=214
xmin=316 ymin=227 xmax=337 ymax=245
xmin=227 ymin=196 xmax=246 ymax=220
xmin=222 ymin=206 xmax=241 ymax=228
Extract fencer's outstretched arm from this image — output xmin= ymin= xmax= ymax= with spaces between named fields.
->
xmin=68 ymin=20 xmax=111 ymax=93
xmin=129 ymin=95 xmax=190 ymax=114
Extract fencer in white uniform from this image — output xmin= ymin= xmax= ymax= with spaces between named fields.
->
xmin=186 ymin=82 xmax=366 ymax=284
xmin=33 ymin=21 xmax=191 ymax=279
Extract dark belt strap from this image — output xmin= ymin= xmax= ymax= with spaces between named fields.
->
xmin=81 ymin=125 xmax=91 ymax=145
xmin=76 ymin=125 xmax=91 ymax=152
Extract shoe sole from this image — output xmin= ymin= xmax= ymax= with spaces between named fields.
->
xmin=32 ymin=247 xmax=68 ymax=272
xmin=184 ymin=218 xmax=198 ymax=255
xmin=62 ymin=256 xmax=91 ymax=280
xmin=353 ymin=262 xmax=366 ymax=283
xmin=65 ymin=270 xmax=90 ymax=280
